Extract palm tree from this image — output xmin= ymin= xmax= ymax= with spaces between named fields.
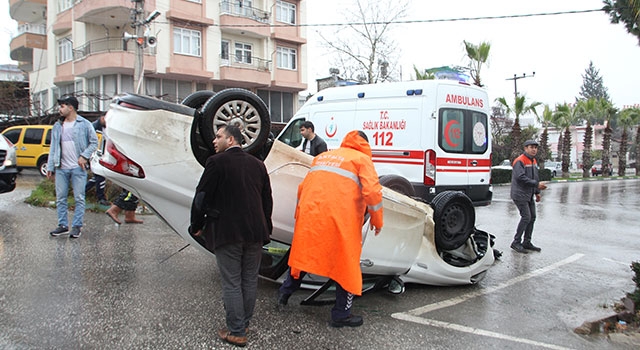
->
xmin=576 ymin=99 xmax=599 ymax=178
xmin=599 ymin=99 xmax=617 ymax=178
xmin=535 ymin=104 xmax=555 ymax=167
xmin=463 ymin=40 xmax=490 ymax=87
xmin=412 ymin=65 xmax=435 ymax=80
xmin=554 ymin=103 xmax=580 ymax=177
xmin=496 ymin=95 xmax=542 ymax=161
xmin=618 ymin=107 xmax=640 ymax=175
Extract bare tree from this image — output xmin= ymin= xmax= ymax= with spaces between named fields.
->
xmin=318 ymin=0 xmax=409 ymax=84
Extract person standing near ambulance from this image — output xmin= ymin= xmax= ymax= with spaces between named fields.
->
xmin=278 ymin=130 xmax=383 ymax=328
xmin=510 ymin=139 xmax=547 ymax=254
xmin=299 ymin=121 xmax=327 ymax=156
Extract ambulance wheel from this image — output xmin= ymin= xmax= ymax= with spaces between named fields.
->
xmin=379 ymin=175 xmax=415 ymax=197
xmin=183 ymin=91 xmax=216 ymax=167
xmin=200 ymin=88 xmax=271 ymax=156
xmin=431 ymin=191 xmax=475 ymax=251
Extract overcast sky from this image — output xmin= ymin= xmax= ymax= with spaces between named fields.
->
xmin=2 ymin=0 xmax=639 ymax=110
xmin=306 ymin=0 xmax=640 ymax=110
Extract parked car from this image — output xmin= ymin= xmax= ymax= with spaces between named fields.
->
xmin=491 ymin=159 xmax=512 ymax=170
xmin=0 ymin=134 xmax=18 ymax=193
xmin=1 ymin=125 xmax=52 ymax=176
xmin=544 ymin=161 xmax=561 ymax=177
xmin=91 ymin=90 xmax=496 ymax=292
xmin=591 ymin=159 xmax=612 ymax=176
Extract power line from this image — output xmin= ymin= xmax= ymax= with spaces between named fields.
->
xmin=205 ymin=8 xmax=604 ymax=28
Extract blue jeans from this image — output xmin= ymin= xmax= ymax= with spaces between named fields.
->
xmin=55 ymin=166 xmax=87 ymax=228
xmin=215 ymin=242 xmax=263 ymax=336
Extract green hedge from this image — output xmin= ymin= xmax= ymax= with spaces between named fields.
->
xmin=491 ymin=168 xmax=552 ymax=184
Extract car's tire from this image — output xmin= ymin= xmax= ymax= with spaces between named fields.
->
xmin=37 ymin=157 xmax=48 ymax=177
xmin=379 ymin=175 xmax=415 ymax=197
xmin=430 ymin=191 xmax=475 ymax=251
xmin=183 ymin=91 xmax=217 ymax=166
xmin=182 ymin=90 xmax=216 ymax=111
xmin=200 ymin=89 xmax=271 ymax=155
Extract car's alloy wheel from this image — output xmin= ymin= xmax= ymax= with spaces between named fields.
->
xmin=37 ymin=157 xmax=48 ymax=177
xmin=430 ymin=191 xmax=476 ymax=251
xmin=200 ymin=89 xmax=271 ymax=156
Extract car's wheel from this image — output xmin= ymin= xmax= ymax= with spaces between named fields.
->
xmin=379 ymin=175 xmax=415 ymax=197
xmin=37 ymin=157 xmax=48 ymax=177
xmin=552 ymin=170 xmax=556 ymax=178
xmin=183 ymin=91 xmax=217 ymax=166
xmin=200 ymin=88 xmax=271 ymax=155
xmin=430 ymin=191 xmax=475 ymax=251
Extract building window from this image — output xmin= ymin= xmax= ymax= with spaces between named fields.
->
xmin=57 ymin=37 xmax=73 ymax=65
xmin=276 ymin=1 xmax=296 ymax=24
xmin=258 ymin=90 xmax=294 ymax=123
xmin=234 ymin=42 xmax=252 ymax=64
xmin=277 ymin=46 xmax=297 ymax=70
xmin=173 ymin=28 xmax=201 ymax=56
xmin=57 ymin=0 xmax=76 ymax=13
xmin=221 ymin=40 xmax=230 ymax=61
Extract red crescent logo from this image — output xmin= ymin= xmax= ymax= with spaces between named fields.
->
xmin=444 ymin=120 xmax=461 ymax=148
xmin=325 ymin=118 xmax=337 ymax=138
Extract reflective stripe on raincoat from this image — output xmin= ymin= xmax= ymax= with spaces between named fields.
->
xmin=288 ymin=130 xmax=384 ymax=295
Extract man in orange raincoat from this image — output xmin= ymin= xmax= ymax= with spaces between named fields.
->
xmin=277 ymin=130 xmax=384 ymax=328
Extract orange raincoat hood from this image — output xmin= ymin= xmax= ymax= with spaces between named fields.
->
xmin=288 ymin=130 xmax=383 ymax=295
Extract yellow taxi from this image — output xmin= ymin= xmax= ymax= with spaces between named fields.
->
xmin=2 ymin=125 xmax=52 ymax=176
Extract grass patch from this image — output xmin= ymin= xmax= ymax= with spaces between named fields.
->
xmin=25 ymin=173 xmax=123 ymax=211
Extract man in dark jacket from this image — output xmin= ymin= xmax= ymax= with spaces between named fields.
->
xmin=510 ymin=140 xmax=547 ymax=253
xmin=300 ymin=121 xmax=327 ymax=156
xmin=190 ymin=124 xmax=273 ymax=347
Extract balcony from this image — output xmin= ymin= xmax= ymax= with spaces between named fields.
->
xmin=219 ymin=0 xmax=270 ymax=38
xmin=74 ymin=0 xmax=132 ymax=27
xmin=9 ymin=23 xmax=47 ymax=63
xmin=218 ymin=55 xmax=271 ymax=88
xmin=9 ymin=0 xmax=46 ymax=23
xmin=73 ymin=37 xmax=157 ymax=77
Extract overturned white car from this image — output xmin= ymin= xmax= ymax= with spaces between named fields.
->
xmin=92 ymin=89 xmax=495 ymax=294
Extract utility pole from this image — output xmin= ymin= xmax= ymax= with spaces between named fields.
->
xmin=132 ymin=0 xmax=145 ymax=94
xmin=505 ymin=72 xmax=535 ymax=102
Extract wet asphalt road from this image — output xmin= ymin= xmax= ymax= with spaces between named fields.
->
xmin=1 ymin=170 xmax=639 ymax=349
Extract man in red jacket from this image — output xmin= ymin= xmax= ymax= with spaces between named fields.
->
xmin=278 ymin=130 xmax=384 ymax=328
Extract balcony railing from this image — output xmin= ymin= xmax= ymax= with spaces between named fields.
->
xmin=221 ymin=54 xmax=271 ymax=71
xmin=73 ymin=37 xmax=157 ymax=61
xmin=15 ymin=23 xmax=46 ymax=36
xmin=220 ymin=0 xmax=270 ymax=23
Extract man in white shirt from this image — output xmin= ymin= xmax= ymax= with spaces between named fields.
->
xmin=47 ymin=96 xmax=98 ymax=239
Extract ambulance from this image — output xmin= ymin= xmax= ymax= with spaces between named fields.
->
xmin=276 ymin=79 xmax=493 ymax=206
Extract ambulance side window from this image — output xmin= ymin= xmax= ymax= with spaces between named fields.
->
xmin=471 ymin=112 xmax=488 ymax=153
xmin=277 ymin=118 xmax=305 ymax=148
xmin=439 ymin=109 xmax=465 ymax=152
xmin=438 ymin=108 xmax=488 ymax=154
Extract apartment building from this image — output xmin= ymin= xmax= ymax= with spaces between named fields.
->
xmin=9 ymin=0 xmax=307 ymax=123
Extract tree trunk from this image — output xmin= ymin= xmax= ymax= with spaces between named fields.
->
xmin=582 ymin=121 xmax=593 ymax=178
xmin=537 ymin=127 xmax=549 ymax=167
xmin=562 ymin=127 xmax=572 ymax=178
xmin=619 ymin=129 xmax=628 ymax=176
xmin=510 ymin=117 xmax=522 ymax=161
xmin=636 ymin=125 xmax=640 ymax=176
xmin=602 ymin=122 xmax=612 ymax=178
